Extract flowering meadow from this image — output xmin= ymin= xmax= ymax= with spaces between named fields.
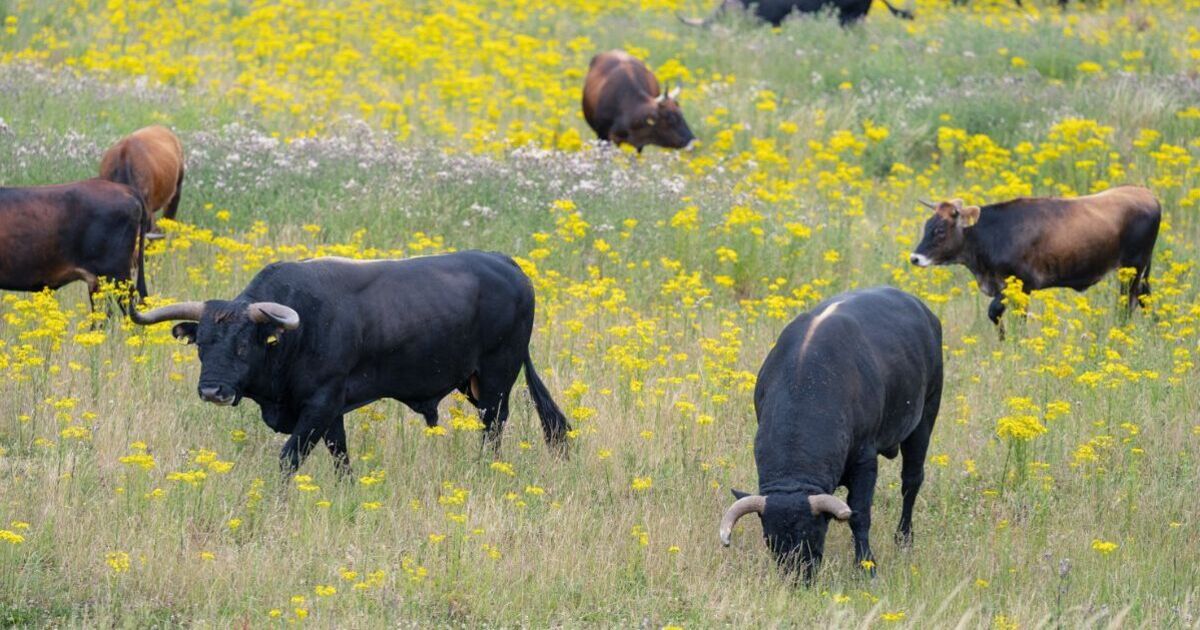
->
xmin=2 ymin=0 xmax=1200 ymax=626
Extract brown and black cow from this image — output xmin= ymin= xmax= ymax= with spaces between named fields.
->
xmin=0 ymin=179 xmax=149 ymax=310
xmin=909 ymin=185 xmax=1161 ymax=332
xmin=99 ymin=125 xmax=185 ymax=239
xmin=582 ymin=50 xmax=696 ymax=152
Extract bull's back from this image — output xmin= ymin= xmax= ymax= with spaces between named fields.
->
xmin=983 ymin=186 xmax=1160 ymax=287
xmin=583 ymin=51 xmax=657 ymax=131
xmin=99 ymin=125 xmax=184 ymax=211
xmin=0 ymin=180 xmax=142 ymax=290
xmin=759 ymin=288 xmax=940 ymax=440
xmin=254 ymin=251 xmax=533 ymax=355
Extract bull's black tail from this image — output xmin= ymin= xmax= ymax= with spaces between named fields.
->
xmin=879 ymin=0 xmax=914 ymax=19
xmin=134 ymin=197 xmax=149 ymax=300
xmin=523 ymin=356 xmax=570 ymax=449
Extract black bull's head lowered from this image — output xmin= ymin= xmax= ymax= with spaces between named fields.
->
xmin=131 ymin=300 xmax=300 ymax=405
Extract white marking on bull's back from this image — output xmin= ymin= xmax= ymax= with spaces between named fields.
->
xmin=799 ymin=300 xmax=843 ymax=359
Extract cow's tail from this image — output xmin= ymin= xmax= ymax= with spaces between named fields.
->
xmin=523 ymin=355 xmax=571 ymax=451
xmin=134 ymin=195 xmax=149 ymax=301
xmin=879 ymin=0 xmax=915 ymax=20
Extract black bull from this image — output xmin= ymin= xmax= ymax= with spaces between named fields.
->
xmin=719 ymin=287 xmax=942 ymax=581
xmin=131 ymin=251 xmax=571 ymax=472
xmin=679 ymin=0 xmax=914 ymax=27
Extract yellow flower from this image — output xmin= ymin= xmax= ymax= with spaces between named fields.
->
xmin=630 ymin=477 xmax=653 ymax=492
xmin=106 ymin=551 xmax=131 ymax=573
xmin=1091 ymin=539 xmax=1118 ymax=554
xmin=0 ymin=530 xmax=25 ymax=545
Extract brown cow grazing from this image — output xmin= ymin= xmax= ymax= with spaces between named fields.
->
xmin=99 ymin=125 xmax=184 ymax=240
xmin=582 ymin=50 xmax=696 ymax=152
xmin=0 ymin=179 xmax=149 ymax=310
xmin=909 ymin=186 xmax=1161 ymax=332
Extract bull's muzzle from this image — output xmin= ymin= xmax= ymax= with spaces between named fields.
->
xmin=909 ymin=253 xmax=932 ymax=267
xmin=199 ymin=385 xmax=236 ymax=406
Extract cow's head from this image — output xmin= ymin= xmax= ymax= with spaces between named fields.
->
xmin=719 ymin=489 xmax=852 ymax=581
xmin=131 ymin=300 xmax=300 ymax=405
xmin=622 ymin=84 xmax=696 ymax=150
xmin=911 ymin=199 xmax=980 ymax=267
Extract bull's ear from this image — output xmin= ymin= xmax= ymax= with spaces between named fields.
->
xmin=731 ymin=488 xmax=751 ymax=500
xmin=961 ymin=205 xmax=981 ymax=227
xmin=172 ymin=322 xmax=198 ymax=344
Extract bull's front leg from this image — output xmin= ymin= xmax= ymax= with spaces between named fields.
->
xmin=323 ymin=415 xmax=352 ymax=479
xmin=280 ymin=384 xmax=346 ymax=475
xmin=987 ymin=294 xmax=1007 ymax=340
xmin=844 ymin=454 xmax=879 ymax=577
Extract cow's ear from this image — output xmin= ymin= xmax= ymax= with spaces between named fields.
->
xmin=731 ymin=488 xmax=751 ymax=500
xmin=172 ymin=322 xmax=198 ymax=344
xmin=961 ymin=205 xmax=981 ymax=227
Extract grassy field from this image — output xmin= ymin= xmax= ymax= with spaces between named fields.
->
xmin=2 ymin=0 xmax=1200 ymax=626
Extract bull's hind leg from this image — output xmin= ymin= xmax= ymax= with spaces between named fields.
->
xmin=474 ymin=360 xmax=522 ymax=452
xmin=896 ymin=381 xmax=941 ymax=548
xmin=163 ymin=169 xmax=184 ymax=221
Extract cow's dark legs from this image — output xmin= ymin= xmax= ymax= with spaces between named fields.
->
xmin=897 ymin=382 xmax=939 ymax=548
xmin=163 ymin=169 xmax=184 ymax=221
xmin=988 ymin=294 xmax=1006 ymax=339
xmin=323 ymin=415 xmax=352 ymax=478
xmin=844 ymin=454 xmax=879 ymax=577
xmin=281 ymin=386 xmax=344 ymax=474
xmin=480 ymin=393 xmax=511 ymax=452
xmin=475 ymin=358 xmax=523 ymax=451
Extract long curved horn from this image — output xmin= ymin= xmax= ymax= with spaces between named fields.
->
xmin=248 ymin=302 xmax=300 ymax=330
xmin=719 ymin=494 xmax=765 ymax=546
xmin=808 ymin=494 xmax=852 ymax=521
xmin=676 ymin=13 xmax=712 ymax=27
xmin=919 ymin=199 xmax=937 ymax=209
xmin=677 ymin=0 xmax=732 ymax=27
xmin=130 ymin=301 xmax=204 ymax=326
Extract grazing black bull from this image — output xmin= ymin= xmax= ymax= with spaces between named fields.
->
xmin=719 ymin=287 xmax=942 ymax=581
xmin=909 ymin=186 xmax=1161 ymax=330
xmin=130 ymin=251 xmax=571 ymax=473
xmin=0 ymin=179 xmax=148 ymax=309
xmin=679 ymin=0 xmax=914 ymax=27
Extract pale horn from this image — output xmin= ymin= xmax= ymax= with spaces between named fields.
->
xmin=808 ymin=494 xmax=852 ymax=521
xmin=130 ymin=301 xmax=204 ymax=326
xmin=247 ymin=303 xmax=301 ymax=330
xmin=719 ymin=494 xmax=766 ymax=546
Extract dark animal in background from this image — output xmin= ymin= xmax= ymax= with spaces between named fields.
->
xmin=99 ymin=125 xmax=185 ymax=240
xmin=130 ymin=251 xmax=571 ymax=474
xmin=582 ymin=50 xmax=696 ymax=152
xmin=679 ymin=0 xmax=914 ymax=27
xmin=0 ymin=179 xmax=148 ymax=309
xmin=952 ymin=0 xmax=1069 ymax=8
xmin=719 ymin=287 xmax=942 ymax=582
xmin=909 ymin=186 xmax=1160 ymax=331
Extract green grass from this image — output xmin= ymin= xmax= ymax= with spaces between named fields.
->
xmin=2 ymin=1 xmax=1200 ymax=627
